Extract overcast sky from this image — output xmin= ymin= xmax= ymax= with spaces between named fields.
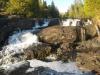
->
xmin=44 ymin=0 xmax=75 ymax=13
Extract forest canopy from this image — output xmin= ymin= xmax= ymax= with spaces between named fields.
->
xmin=0 ymin=0 xmax=60 ymax=18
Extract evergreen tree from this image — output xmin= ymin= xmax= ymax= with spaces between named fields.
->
xmin=48 ymin=1 xmax=59 ymax=18
xmin=42 ymin=1 xmax=48 ymax=18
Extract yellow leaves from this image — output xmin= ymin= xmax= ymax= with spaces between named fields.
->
xmin=84 ymin=0 xmax=100 ymax=18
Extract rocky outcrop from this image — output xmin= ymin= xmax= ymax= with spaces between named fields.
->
xmin=75 ymin=37 xmax=100 ymax=75
xmin=38 ymin=25 xmax=100 ymax=74
xmin=24 ymin=43 xmax=51 ymax=60
xmin=0 ymin=23 xmax=99 ymax=75
xmin=76 ymin=51 xmax=100 ymax=75
xmin=38 ymin=26 xmax=77 ymax=61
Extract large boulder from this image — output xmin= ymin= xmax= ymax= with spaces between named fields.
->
xmin=38 ymin=26 xmax=77 ymax=45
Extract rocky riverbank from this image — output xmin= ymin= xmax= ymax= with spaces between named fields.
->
xmin=37 ymin=26 xmax=100 ymax=74
xmin=0 ymin=25 xmax=99 ymax=75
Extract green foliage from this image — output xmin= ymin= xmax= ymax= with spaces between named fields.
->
xmin=5 ymin=0 xmax=41 ymax=18
xmin=63 ymin=0 xmax=86 ymax=19
xmin=40 ymin=1 xmax=49 ymax=18
xmin=1 ymin=0 xmax=60 ymax=18
xmin=67 ymin=0 xmax=85 ymax=19
xmin=0 ymin=0 xmax=8 ymax=11
xmin=48 ymin=1 xmax=59 ymax=18
xmin=40 ymin=1 xmax=60 ymax=18
xmin=84 ymin=0 xmax=100 ymax=18
xmin=84 ymin=0 xmax=95 ymax=18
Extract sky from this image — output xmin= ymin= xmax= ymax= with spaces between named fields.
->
xmin=44 ymin=0 xmax=75 ymax=13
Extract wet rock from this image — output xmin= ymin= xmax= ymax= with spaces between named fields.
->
xmin=56 ymin=43 xmax=75 ymax=62
xmin=26 ymin=66 xmax=93 ymax=75
xmin=0 ymin=68 xmax=5 ymax=75
xmin=26 ymin=66 xmax=57 ymax=75
xmin=0 ymin=51 xmax=25 ymax=65
xmin=24 ymin=43 xmax=51 ymax=60
xmin=0 ymin=61 xmax=30 ymax=75
xmin=48 ymin=18 xmax=60 ymax=26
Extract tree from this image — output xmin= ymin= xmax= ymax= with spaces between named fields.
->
xmin=0 ymin=0 xmax=9 ymax=11
xmin=84 ymin=0 xmax=95 ymax=18
xmin=84 ymin=0 xmax=100 ymax=18
xmin=48 ymin=1 xmax=59 ymax=18
xmin=40 ymin=1 xmax=49 ymax=18
xmin=65 ymin=0 xmax=85 ymax=19
xmin=1 ymin=0 xmax=60 ymax=18
xmin=5 ymin=0 xmax=42 ymax=18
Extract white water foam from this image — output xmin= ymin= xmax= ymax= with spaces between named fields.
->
xmin=62 ymin=19 xmax=80 ymax=26
xmin=1 ymin=20 xmax=49 ymax=56
xmin=28 ymin=59 xmax=82 ymax=74
xmin=2 ymin=32 xmax=39 ymax=56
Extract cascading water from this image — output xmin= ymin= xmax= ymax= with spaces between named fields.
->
xmin=62 ymin=19 xmax=80 ymax=26
xmin=1 ymin=20 xmax=49 ymax=56
xmin=0 ymin=20 xmax=93 ymax=75
xmin=2 ymin=32 xmax=39 ymax=55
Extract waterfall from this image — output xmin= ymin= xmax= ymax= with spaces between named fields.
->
xmin=1 ymin=20 xmax=49 ymax=56
xmin=62 ymin=19 xmax=80 ymax=26
xmin=2 ymin=32 xmax=39 ymax=56
xmin=0 ymin=20 xmax=93 ymax=75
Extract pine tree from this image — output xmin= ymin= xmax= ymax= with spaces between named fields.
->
xmin=42 ymin=1 xmax=48 ymax=18
xmin=48 ymin=1 xmax=59 ymax=18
